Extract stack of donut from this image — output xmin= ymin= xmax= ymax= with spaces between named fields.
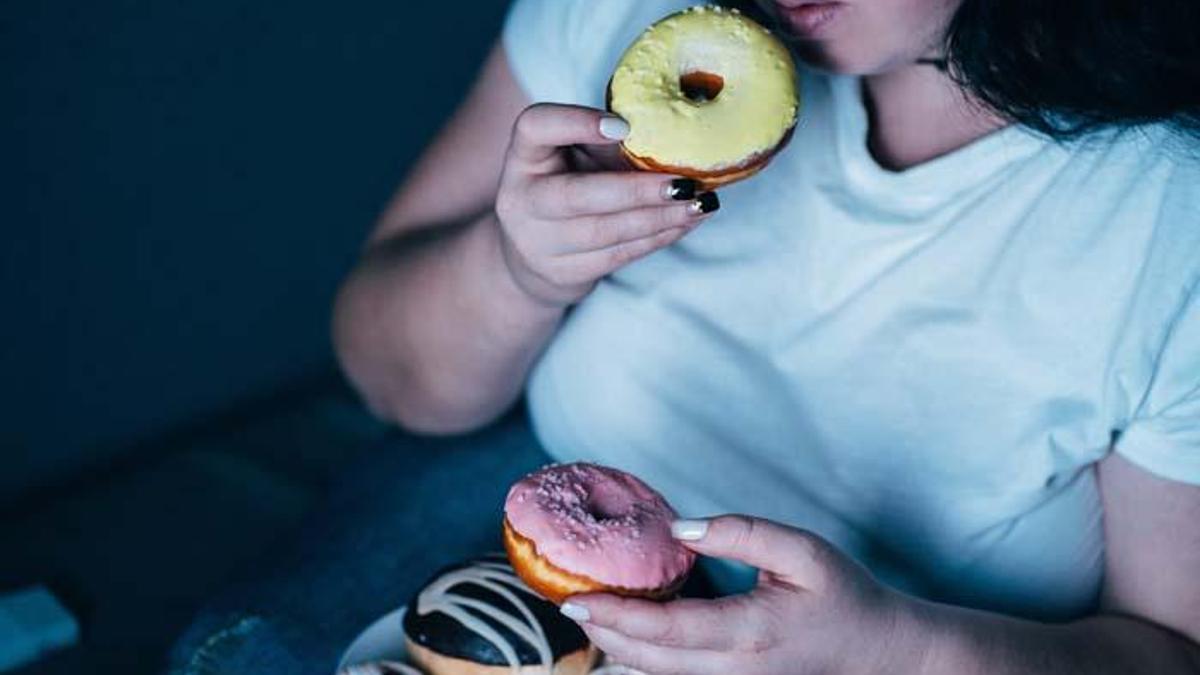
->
xmin=398 ymin=461 xmax=696 ymax=675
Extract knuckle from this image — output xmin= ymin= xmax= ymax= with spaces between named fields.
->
xmin=652 ymin=617 xmax=684 ymax=645
xmin=539 ymin=260 xmax=574 ymax=286
xmin=561 ymin=174 xmax=589 ymax=213
xmin=512 ymin=104 xmax=542 ymax=138
xmin=508 ymin=238 xmax=541 ymax=272
xmin=733 ymin=607 xmax=778 ymax=653
xmin=494 ymin=191 xmax=518 ymax=223
xmin=665 ymin=204 xmax=693 ymax=228
xmin=642 ymin=175 xmax=666 ymax=203
xmin=512 ymin=103 xmax=554 ymax=146
xmin=659 ymin=226 xmax=686 ymax=244
xmin=606 ymin=242 xmax=640 ymax=268
xmin=727 ymin=515 xmax=759 ymax=551
xmin=583 ymin=218 xmax=610 ymax=248
xmin=603 ymin=247 xmax=627 ymax=269
xmin=652 ymin=205 xmax=677 ymax=230
xmin=791 ymin=528 xmax=828 ymax=567
xmin=549 ymin=260 xmax=597 ymax=290
xmin=739 ymin=632 xmax=777 ymax=654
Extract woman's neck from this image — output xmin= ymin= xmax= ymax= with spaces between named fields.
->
xmin=862 ymin=63 xmax=1006 ymax=171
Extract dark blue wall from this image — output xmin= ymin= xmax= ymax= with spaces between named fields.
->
xmin=2 ymin=1 xmax=509 ymax=501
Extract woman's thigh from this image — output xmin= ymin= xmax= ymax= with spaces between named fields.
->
xmin=167 ymin=412 xmax=549 ymax=675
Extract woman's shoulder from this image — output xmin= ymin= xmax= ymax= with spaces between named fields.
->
xmin=1067 ymin=124 xmax=1200 ymax=236
xmin=1155 ymin=139 xmax=1200 ymax=282
xmin=1088 ymin=126 xmax=1200 ymax=308
xmin=1125 ymin=127 xmax=1200 ymax=246
xmin=503 ymin=0 xmax=705 ymax=106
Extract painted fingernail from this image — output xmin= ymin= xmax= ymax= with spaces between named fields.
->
xmin=688 ymin=192 xmax=720 ymax=215
xmin=665 ymin=178 xmax=697 ymax=201
xmin=599 ymin=115 xmax=630 ymax=140
xmin=560 ymin=601 xmax=590 ymax=622
xmin=671 ymin=519 xmax=709 ymax=540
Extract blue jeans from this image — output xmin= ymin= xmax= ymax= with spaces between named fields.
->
xmin=166 ymin=412 xmax=552 ymax=675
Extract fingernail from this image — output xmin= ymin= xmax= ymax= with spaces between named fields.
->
xmin=599 ymin=115 xmax=630 ymax=140
xmin=688 ymin=192 xmax=720 ymax=215
xmin=671 ymin=518 xmax=709 ymax=540
xmin=665 ymin=178 xmax=697 ymax=201
xmin=560 ymin=601 xmax=590 ymax=622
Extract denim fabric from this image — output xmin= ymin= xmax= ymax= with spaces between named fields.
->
xmin=167 ymin=412 xmax=551 ymax=675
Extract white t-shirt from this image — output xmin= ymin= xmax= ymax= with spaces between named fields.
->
xmin=504 ymin=0 xmax=1200 ymax=620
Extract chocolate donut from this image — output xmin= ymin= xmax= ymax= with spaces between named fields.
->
xmin=402 ymin=554 xmax=598 ymax=674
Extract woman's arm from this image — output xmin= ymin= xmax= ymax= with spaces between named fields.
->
xmin=333 ymin=43 xmax=555 ymax=433
xmin=916 ymin=452 xmax=1200 ymax=674
xmin=334 ymin=42 xmax=714 ymax=434
xmin=559 ymin=455 xmax=1200 ymax=674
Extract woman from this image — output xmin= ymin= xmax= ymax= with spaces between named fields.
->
xmin=334 ymin=0 xmax=1200 ymax=671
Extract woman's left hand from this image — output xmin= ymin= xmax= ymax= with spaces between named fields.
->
xmin=560 ymin=515 xmax=930 ymax=675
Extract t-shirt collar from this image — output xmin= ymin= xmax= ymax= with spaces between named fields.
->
xmin=827 ymin=74 xmax=1048 ymax=214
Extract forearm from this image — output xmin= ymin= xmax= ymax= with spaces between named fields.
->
xmin=910 ymin=599 xmax=1200 ymax=674
xmin=333 ymin=212 xmax=563 ymax=433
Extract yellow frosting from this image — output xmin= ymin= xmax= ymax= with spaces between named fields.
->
xmin=610 ymin=5 xmax=799 ymax=171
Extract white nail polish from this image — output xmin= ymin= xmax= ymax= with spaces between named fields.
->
xmin=560 ymin=601 xmax=590 ymax=622
xmin=599 ymin=115 xmax=630 ymax=140
xmin=671 ymin=519 xmax=709 ymax=541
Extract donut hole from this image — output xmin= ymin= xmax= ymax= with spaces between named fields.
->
xmin=586 ymin=501 xmax=628 ymax=522
xmin=679 ymin=71 xmax=725 ymax=103
xmin=584 ymin=489 xmax=636 ymax=522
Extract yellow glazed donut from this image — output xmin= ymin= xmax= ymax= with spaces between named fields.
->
xmin=608 ymin=5 xmax=799 ymax=189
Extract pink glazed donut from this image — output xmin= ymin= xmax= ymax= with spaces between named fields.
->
xmin=502 ymin=462 xmax=695 ymax=604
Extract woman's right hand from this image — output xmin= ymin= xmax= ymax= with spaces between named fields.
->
xmin=495 ymin=103 xmax=719 ymax=308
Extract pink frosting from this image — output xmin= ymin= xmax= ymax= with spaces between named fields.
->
xmin=504 ymin=462 xmax=694 ymax=589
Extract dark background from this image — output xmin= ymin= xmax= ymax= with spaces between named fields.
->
xmin=2 ymin=0 xmax=508 ymax=671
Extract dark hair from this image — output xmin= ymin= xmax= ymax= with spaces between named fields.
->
xmin=944 ymin=0 xmax=1200 ymax=140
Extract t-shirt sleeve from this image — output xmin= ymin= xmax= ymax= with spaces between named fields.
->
xmin=502 ymin=0 xmax=589 ymax=105
xmin=1116 ymin=281 xmax=1200 ymax=484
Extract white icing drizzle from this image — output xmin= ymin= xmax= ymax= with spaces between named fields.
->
xmin=415 ymin=559 xmax=555 ymax=673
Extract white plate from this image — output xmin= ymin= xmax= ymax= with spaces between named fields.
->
xmin=338 ymin=607 xmax=409 ymax=671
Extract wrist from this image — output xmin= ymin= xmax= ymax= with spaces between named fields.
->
xmin=894 ymin=597 xmax=978 ymax=675
xmin=872 ymin=593 xmax=956 ymax=675
xmin=492 ymin=215 xmax=595 ymax=311
xmin=484 ymin=214 xmax=572 ymax=318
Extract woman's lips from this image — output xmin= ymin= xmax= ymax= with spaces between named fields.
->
xmin=776 ymin=1 xmax=844 ymax=38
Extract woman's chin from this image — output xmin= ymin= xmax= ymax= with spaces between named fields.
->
xmin=788 ymin=41 xmax=884 ymax=76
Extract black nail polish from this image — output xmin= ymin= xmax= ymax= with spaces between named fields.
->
xmin=667 ymin=178 xmax=697 ymax=201
xmin=695 ymin=191 xmax=720 ymax=214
